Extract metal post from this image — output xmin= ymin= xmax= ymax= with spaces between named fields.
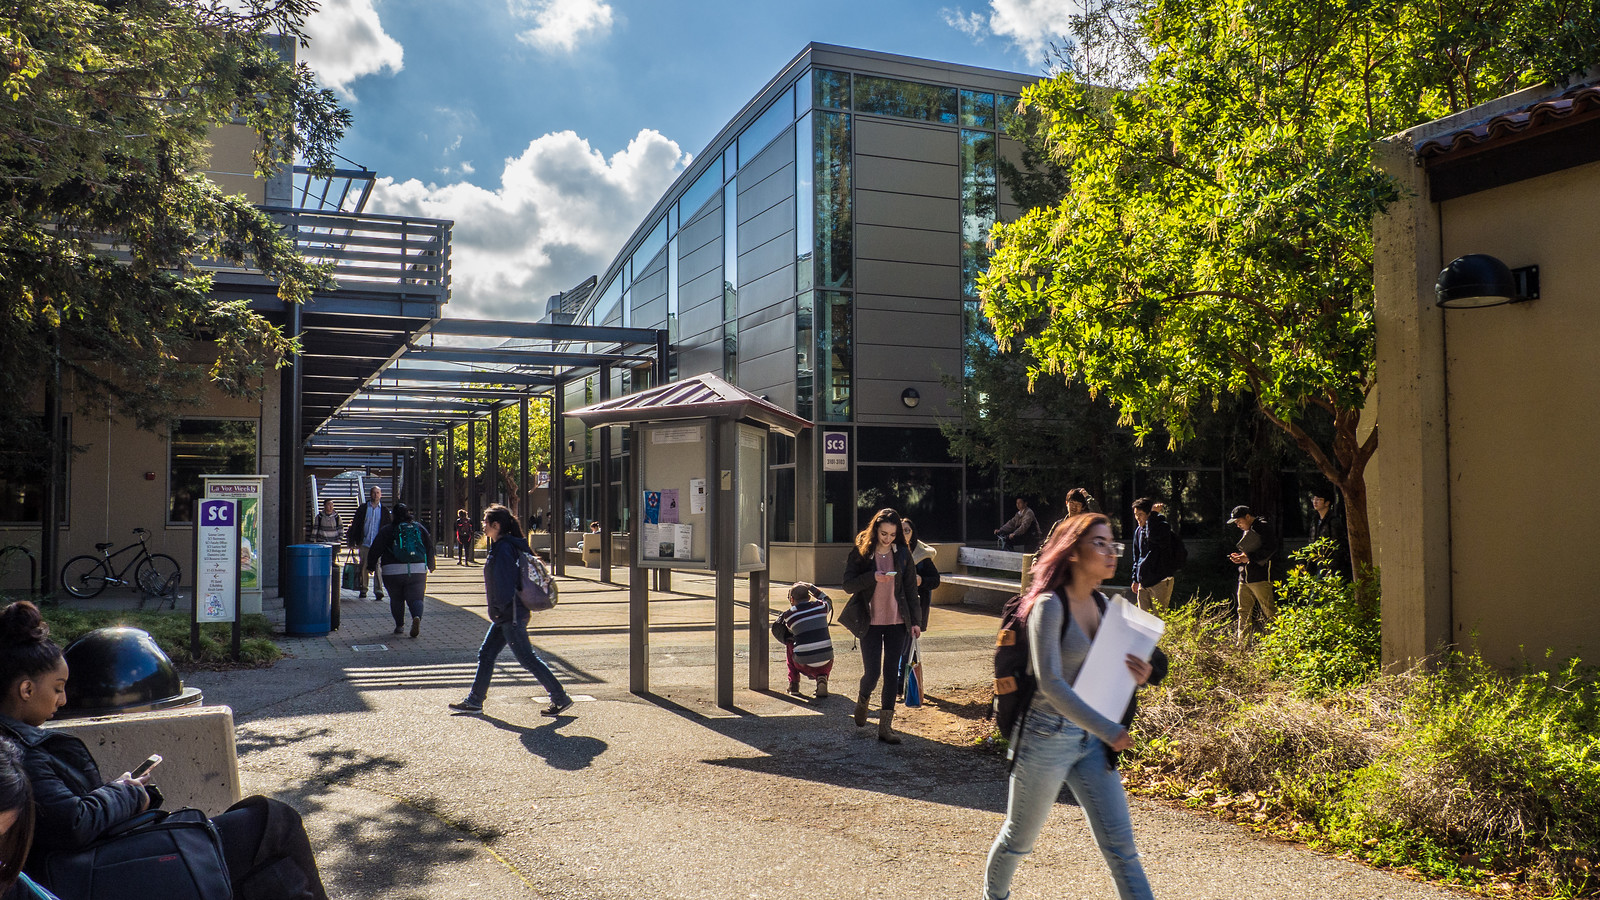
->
xmin=467 ymin=419 xmax=477 ymax=523
xmin=487 ymin=407 xmax=499 ymax=506
xmin=551 ymin=382 xmax=567 ymax=577
xmin=629 ymin=443 xmax=649 ymax=694
xmin=599 ymin=364 xmax=613 ymax=584
xmin=519 ymin=397 xmax=530 ymax=527
xmin=655 ymin=330 xmax=673 ymax=593
xmin=281 ymin=301 xmax=304 ymax=595
xmin=715 ymin=419 xmax=735 ymax=709
xmin=41 ymin=342 xmax=62 ymax=595
xmin=445 ymin=429 xmax=457 ymax=555
xmin=749 ymin=568 xmax=769 ymax=692
xmin=429 ymin=436 xmax=440 ymax=541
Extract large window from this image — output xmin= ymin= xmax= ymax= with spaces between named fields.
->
xmin=814 ymin=68 xmax=850 ymax=109
xmin=168 ymin=419 xmax=258 ymax=524
xmin=723 ymin=178 xmax=739 ymax=383
xmin=739 ymin=88 xmax=794 ymax=168
xmin=795 ymin=113 xmax=814 ymax=293
xmin=796 ymin=291 xmax=815 ymax=420
xmin=853 ymin=75 xmax=957 ymax=124
xmin=961 ymin=129 xmax=997 ymax=299
xmin=856 ymin=466 xmax=963 ymax=542
xmin=0 ymin=417 xmax=68 ymax=525
xmin=814 ymin=111 xmax=851 ymax=289
xmin=818 ymin=291 xmax=852 ymax=421
xmin=678 ymin=160 xmax=722 ymax=223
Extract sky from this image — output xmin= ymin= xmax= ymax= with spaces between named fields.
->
xmin=296 ymin=0 xmax=1072 ymax=321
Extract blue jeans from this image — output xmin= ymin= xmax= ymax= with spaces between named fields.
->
xmin=466 ymin=620 xmax=570 ymax=704
xmin=984 ymin=708 xmax=1153 ymax=900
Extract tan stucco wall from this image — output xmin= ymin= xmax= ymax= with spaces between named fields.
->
xmin=1437 ymin=159 xmax=1600 ymax=665
xmin=202 ymin=123 xmax=266 ymax=203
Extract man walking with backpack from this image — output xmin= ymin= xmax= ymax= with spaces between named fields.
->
xmin=1130 ymin=497 xmax=1183 ymax=614
xmin=366 ymin=503 xmax=436 ymax=638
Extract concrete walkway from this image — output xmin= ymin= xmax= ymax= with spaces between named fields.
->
xmin=163 ymin=562 xmax=1462 ymax=900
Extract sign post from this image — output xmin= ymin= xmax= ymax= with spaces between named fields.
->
xmin=202 ymin=475 xmax=266 ymax=614
xmin=193 ymin=498 xmax=242 ymax=662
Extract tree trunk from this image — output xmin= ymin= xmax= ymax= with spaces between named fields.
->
xmin=1340 ymin=474 xmax=1376 ymax=611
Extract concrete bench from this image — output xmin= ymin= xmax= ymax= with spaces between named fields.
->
xmin=936 ymin=546 xmax=1035 ymax=603
xmin=46 ymin=706 xmax=242 ymax=816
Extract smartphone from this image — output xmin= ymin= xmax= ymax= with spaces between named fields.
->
xmin=130 ymin=754 xmax=162 ymax=778
xmin=884 ymin=570 xmax=897 ymax=576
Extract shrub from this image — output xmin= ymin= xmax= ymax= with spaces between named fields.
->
xmin=27 ymin=604 xmax=282 ymax=668
xmin=1258 ymin=545 xmax=1380 ymax=696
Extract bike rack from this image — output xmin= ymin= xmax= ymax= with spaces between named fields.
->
xmin=0 ymin=546 xmax=38 ymax=595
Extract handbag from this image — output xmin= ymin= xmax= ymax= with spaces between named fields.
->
xmin=340 ymin=547 xmax=360 ymax=591
xmin=903 ymin=637 xmax=924 ymax=708
xmin=43 ymin=807 xmax=233 ymax=900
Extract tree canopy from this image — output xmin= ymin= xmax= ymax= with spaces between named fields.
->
xmin=0 ymin=0 xmax=350 ymax=438
xmin=981 ymin=0 xmax=1600 ymax=593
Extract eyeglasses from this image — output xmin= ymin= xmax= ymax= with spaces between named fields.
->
xmin=1086 ymin=538 xmax=1124 ymax=557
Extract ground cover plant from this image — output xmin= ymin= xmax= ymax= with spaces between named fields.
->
xmin=1119 ymin=547 xmax=1600 ymax=897
xmin=13 ymin=600 xmax=282 ymax=669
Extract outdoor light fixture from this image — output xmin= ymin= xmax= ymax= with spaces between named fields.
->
xmin=567 ymin=440 xmax=577 ymax=452
xmin=901 ymin=388 xmax=921 ymax=409
xmin=1435 ymin=254 xmax=1540 ymax=309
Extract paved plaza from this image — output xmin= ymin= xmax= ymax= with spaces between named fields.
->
xmin=176 ymin=563 xmax=1463 ymax=899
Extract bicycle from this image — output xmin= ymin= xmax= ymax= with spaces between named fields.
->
xmin=60 ymin=528 xmax=182 ymax=604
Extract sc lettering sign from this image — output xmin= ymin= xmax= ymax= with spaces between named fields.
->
xmin=200 ymin=500 xmax=235 ymax=526
xmin=823 ymin=431 xmax=848 ymax=472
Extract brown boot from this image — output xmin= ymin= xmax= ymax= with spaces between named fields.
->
xmin=878 ymin=705 xmax=901 ymax=744
xmin=854 ymin=692 xmax=870 ymax=727
xmin=410 ymin=617 xmax=421 ymax=638
xmin=815 ymin=675 xmax=829 ymax=699
xmin=787 ymin=677 xmax=801 ymax=695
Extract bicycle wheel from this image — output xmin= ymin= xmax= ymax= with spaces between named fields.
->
xmin=136 ymin=554 xmax=182 ymax=597
xmin=61 ymin=556 xmax=110 ymax=598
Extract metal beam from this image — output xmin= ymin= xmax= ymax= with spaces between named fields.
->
xmin=367 ymin=369 xmax=554 ymax=387
xmin=405 ymin=346 xmax=656 ymax=367
xmin=424 ymin=318 xmax=663 ymax=346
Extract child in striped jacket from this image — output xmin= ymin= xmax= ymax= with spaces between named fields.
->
xmin=771 ymin=582 xmax=835 ymax=699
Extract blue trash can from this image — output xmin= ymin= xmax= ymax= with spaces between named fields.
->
xmin=285 ymin=544 xmax=333 ymax=635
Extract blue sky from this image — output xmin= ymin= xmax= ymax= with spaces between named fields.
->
xmin=299 ymin=0 xmax=1069 ymax=319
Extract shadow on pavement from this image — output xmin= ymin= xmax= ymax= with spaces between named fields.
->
xmin=468 ymin=713 xmax=609 ymax=771
xmin=637 ymin=691 xmax=1010 ymax=815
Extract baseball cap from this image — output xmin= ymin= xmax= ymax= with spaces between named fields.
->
xmin=1227 ymin=505 xmax=1252 ymax=523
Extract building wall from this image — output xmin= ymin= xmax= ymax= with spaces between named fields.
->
xmin=203 ymin=124 xmax=267 ymax=204
xmin=1436 ymin=158 xmax=1600 ymax=665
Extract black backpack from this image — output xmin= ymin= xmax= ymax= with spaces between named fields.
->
xmin=993 ymin=591 xmax=1099 ymax=740
xmin=43 ymin=808 xmax=232 ymax=900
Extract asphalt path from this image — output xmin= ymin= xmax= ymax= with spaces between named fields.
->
xmin=184 ymin=563 xmax=1466 ymax=900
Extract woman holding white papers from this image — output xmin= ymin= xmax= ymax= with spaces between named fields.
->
xmin=984 ymin=513 xmax=1167 ymax=900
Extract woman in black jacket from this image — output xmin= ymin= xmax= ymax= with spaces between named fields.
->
xmin=365 ymin=502 xmax=437 ymax=638
xmin=0 ymin=601 xmax=327 ymax=900
xmin=897 ymin=518 xmax=939 ymax=699
xmin=448 ymin=504 xmax=573 ymax=717
xmin=839 ymin=508 xmax=919 ymax=743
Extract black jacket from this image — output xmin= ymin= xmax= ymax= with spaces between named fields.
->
xmin=1132 ymin=512 xmax=1178 ymax=586
xmin=346 ymin=501 xmax=391 ymax=547
xmin=366 ymin=521 xmax=438 ymax=572
xmin=1236 ymin=520 xmax=1277 ymax=583
xmin=0 ymin=715 xmax=147 ymax=873
xmin=483 ymin=534 xmax=533 ymax=624
xmin=1308 ymin=510 xmax=1351 ymax=577
xmin=840 ymin=545 xmax=919 ymax=634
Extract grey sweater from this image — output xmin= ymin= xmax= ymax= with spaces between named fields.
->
xmin=1027 ymin=591 xmax=1124 ymax=744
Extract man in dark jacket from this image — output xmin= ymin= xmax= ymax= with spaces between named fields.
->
xmin=1130 ymin=497 xmax=1178 ymax=613
xmin=346 ymin=485 xmax=391 ymax=601
xmin=1308 ymin=486 xmax=1351 ymax=579
xmin=1227 ymin=505 xmax=1277 ymax=640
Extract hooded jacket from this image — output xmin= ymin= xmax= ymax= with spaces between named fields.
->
xmin=482 ymin=533 xmax=535 ymax=623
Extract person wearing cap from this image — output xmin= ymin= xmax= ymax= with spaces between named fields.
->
xmin=771 ymin=583 xmax=835 ymax=698
xmin=1227 ymin=505 xmax=1277 ymax=640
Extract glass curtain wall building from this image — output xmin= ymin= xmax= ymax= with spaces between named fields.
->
xmin=562 ymin=44 xmax=1035 ymax=583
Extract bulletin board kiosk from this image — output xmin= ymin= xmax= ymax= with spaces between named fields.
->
xmin=568 ymin=374 xmax=809 ymax=709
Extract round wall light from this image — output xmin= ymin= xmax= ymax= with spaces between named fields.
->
xmin=1435 ymin=254 xmax=1539 ymax=309
xmin=901 ymin=388 xmax=921 ymax=409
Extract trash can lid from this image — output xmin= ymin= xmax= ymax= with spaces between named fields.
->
xmin=59 ymin=627 xmax=200 ymax=717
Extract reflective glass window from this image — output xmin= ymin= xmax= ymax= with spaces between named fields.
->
xmin=723 ymin=179 xmax=739 ymax=384
xmin=796 ymin=290 xmax=814 ymax=420
xmin=814 ymin=112 xmax=852 ymax=289
xmin=678 ymin=161 xmax=722 ymax=223
xmin=822 ymin=468 xmax=852 ymax=543
xmin=794 ymin=71 xmax=811 ymax=117
xmin=818 ymin=291 xmax=852 ymax=421
xmin=856 ymin=466 xmax=963 ymax=542
xmin=632 ymin=218 xmax=667 ymax=274
xmin=0 ymin=416 xmax=68 ymax=525
xmin=853 ymin=75 xmax=957 ymax=124
xmin=813 ymin=68 xmax=850 ymax=109
xmin=771 ymin=466 xmax=796 ymax=542
xmin=795 ymin=113 xmax=814 ymax=293
xmin=998 ymin=94 xmax=1021 ymax=134
xmin=961 ymin=129 xmax=997 ymax=299
xmin=857 ymin=426 xmax=958 ymax=464
xmin=168 ymin=419 xmax=257 ymax=524
xmin=723 ymin=145 xmax=737 ymax=179
xmin=739 ymin=87 xmax=793 ymax=169
xmin=667 ymin=234 xmax=680 ymax=344
xmin=961 ymin=90 xmax=996 ymax=129
xmin=595 ymin=278 xmax=621 ymax=325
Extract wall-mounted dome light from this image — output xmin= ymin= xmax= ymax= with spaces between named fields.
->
xmin=1435 ymin=254 xmax=1539 ymax=309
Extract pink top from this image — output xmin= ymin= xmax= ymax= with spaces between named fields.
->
xmin=870 ymin=550 xmax=903 ymax=626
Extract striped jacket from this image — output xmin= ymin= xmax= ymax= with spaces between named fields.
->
xmin=771 ymin=596 xmax=834 ymax=667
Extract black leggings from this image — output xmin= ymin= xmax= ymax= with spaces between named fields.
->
xmin=859 ymin=624 xmax=908 ymax=708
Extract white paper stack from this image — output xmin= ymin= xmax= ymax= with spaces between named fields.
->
xmin=1071 ymin=596 xmax=1167 ymax=723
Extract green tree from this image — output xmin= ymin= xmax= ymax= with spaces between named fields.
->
xmin=981 ymin=0 xmax=1600 ymax=604
xmin=445 ymin=398 xmax=570 ymax=515
xmin=1 ymin=0 xmax=350 ymax=440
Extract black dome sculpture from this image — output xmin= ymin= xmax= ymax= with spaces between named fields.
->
xmin=60 ymin=627 xmax=203 ymax=717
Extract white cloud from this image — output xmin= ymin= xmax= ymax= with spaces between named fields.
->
xmin=302 ymin=0 xmax=404 ymax=100
xmin=510 ymin=0 xmax=615 ymax=53
xmin=943 ymin=0 xmax=1076 ymax=62
xmin=370 ymin=129 xmax=687 ymax=320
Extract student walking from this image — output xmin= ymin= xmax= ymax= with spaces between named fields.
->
xmin=984 ymin=513 xmax=1162 ymax=900
xmin=310 ymin=498 xmax=342 ymax=545
xmin=899 ymin=517 xmax=939 ymax=699
xmin=839 ymin=508 xmax=919 ymax=743
xmin=450 ymin=504 xmax=574 ymax=717
xmin=454 ymin=509 xmax=474 ymax=565
xmin=366 ymin=503 xmax=436 ymax=638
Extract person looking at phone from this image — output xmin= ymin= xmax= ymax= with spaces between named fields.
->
xmin=839 ymin=508 xmax=919 ymax=744
xmin=0 ymin=601 xmax=329 ymax=899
